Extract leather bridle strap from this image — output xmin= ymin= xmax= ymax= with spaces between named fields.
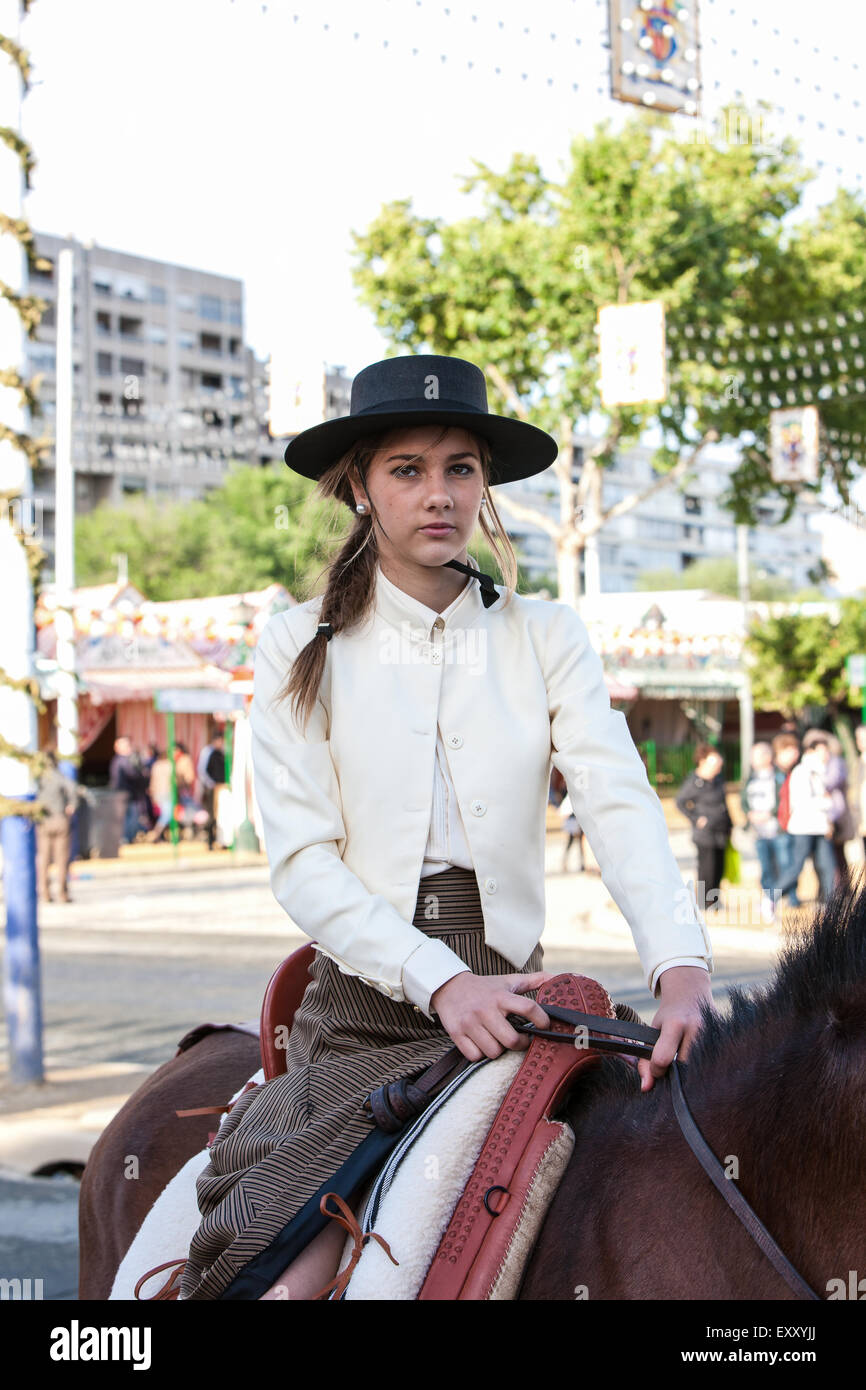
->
xmin=514 ymin=1006 xmax=822 ymax=1302
xmin=668 ymin=1060 xmax=820 ymax=1301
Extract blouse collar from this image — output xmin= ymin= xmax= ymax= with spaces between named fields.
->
xmin=374 ymin=558 xmax=487 ymax=640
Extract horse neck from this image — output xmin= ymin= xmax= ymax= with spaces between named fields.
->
xmin=520 ymin=1057 xmax=860 ymax=1302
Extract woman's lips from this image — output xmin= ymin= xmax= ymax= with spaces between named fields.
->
xmin=419 ymin=524 xmax=456 ymax=534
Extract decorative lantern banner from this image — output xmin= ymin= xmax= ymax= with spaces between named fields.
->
xmin=268 ymin=352 xmax=326 ymax=438
xmin=598 ymin=301 xmax=668 ymax=408
xmin=609 ymin=1 xmax=701 ymax=116
xmin=769 ymin=405 xmax=821 ymax=485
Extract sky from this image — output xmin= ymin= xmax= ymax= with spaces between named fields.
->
xmin=17 ymin=0 xmax=865 ymax=382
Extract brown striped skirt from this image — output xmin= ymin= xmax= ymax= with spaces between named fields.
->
xmin=179 ymin=866 xmax=543 ymax=1300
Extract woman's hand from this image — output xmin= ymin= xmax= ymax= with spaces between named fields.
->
xmin=430 ymin=971 xmax=554 ymax=1062
xmin=637 ymin=965 xmax=717 ymax=1093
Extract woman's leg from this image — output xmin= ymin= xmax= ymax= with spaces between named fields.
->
xmin=259 ymin=1217 xmax=348 ymax=1301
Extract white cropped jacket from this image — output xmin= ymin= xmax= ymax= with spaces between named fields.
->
xmin=249 ymin=566 xmax=713 ymax=1017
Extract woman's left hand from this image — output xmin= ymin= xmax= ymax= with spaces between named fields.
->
xmin=637 ymin=965 xmax=717 ymax=1093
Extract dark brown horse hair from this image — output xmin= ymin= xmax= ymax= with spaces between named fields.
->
xmin=566 ymin=879 xmax=866 ymax=1133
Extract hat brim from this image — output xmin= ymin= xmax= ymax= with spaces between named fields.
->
xmin=282 ymin=408 xmax=558 ymax=486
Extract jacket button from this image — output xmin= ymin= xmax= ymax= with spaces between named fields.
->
xmin=431 ymin=651 xmax=442 ymax=665
xmin=484 ymin=877 xmax=497 ymax=893
xmin=470 ymin=799 xmax=487 ymax=816
xmin=447 ymin=733 xmax=463 ymax=748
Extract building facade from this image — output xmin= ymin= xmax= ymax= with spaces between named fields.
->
xmin=498 ymin=437 xmax=825 ymax=594
xmin=27 ymin=232 xmax=351 ymax=578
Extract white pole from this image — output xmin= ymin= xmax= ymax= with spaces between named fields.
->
xmin=0 ymin=0 xmax=43 ymax=1084
xmin=54 ymin=248 xmax=78 ymax=770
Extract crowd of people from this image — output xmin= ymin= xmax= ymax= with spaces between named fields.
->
xmin=677 ymin=724 xmax=866 ymax=922
xmin=32 ymin=730 xmax=229 ymax=902
xmin=108 ymin=733 xmax=227 ymax=849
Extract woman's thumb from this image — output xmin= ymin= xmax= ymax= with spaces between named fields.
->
xmin=510 ymin=971 xmax=554 ymax=993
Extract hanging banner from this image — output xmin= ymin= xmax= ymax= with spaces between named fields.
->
xmin=609 ymin=1 xmax=701 ymax=116
xmin=598 ymin=301 xmax=667 ymax=408
xmin=268 ymin=352 xmax=326 ymax=438
xmin=769 ymin=405 xmax=821 ymax=485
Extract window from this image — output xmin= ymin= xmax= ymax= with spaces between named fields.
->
xmin=115 ymin=274 xmax=147 ymax=301
xmin=119 ymin=316 xmax=142 ymax=339
xmin=201 ymin=372 xmax=223 ymax=392
xmin=149 ymin=284 xmax=167 ymax=305
xmin=40 ymin=302 xmax=56 ymax=328
xmin=120 ymin=356 xmax=145 ymax=376
xmin=200 ymin=331 xmax=222 ymax=354
xmin=96 ymin=351 xmax=112 ymax=376
xmin=177 ymin=292 xmax=196 ymax=313
xmin=177 ymin=330 xmax=196 ymax=351
xmin=96 ymin=311 xmax=112 ymax=335
xmin=121 ymin=476 xmax=146 ymax=494
xmin=33 ymin=257 xmax=54 ymax=281
xmin=229 ymin=375 xmax=245 ymax=398
xmin=147 ymin=324 xmax=167 ymax=345
xmin=684 ymin=495 xmax=702 ymax=515
xmin=228 ymin=337 xmax=241 ymax=357
xmin=226 ymin=300 xmax=242 ymax=326
xmin=199 ymin=294 xmax=223 ymax=321
xmin=92 ymin=272 xmax=113 ymax=296
xmin=29 ymin=346 xmax=57 ymax=370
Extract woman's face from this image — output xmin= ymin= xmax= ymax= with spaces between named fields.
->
xmin=350 ymin=425 xmax=485 ymax=571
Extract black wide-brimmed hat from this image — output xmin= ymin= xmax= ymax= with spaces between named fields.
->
xmin=282 ymin=354 xmax=558 ymax=486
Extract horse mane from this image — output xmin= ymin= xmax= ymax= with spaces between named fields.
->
xmin=566 ymin=878 xmax=866 ymax=1131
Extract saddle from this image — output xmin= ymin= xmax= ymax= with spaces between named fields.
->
xmin=260 ymin=951 xmax=617 ymax=1300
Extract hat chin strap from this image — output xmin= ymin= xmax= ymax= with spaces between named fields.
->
xmin=442 ymin=557 xmax=499 ymax=608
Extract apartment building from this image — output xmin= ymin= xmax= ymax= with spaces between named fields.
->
xmin=26 ymin=232 xmax=351 ymax=578
xmin=497 ymin=436 xmax=825 ymax=594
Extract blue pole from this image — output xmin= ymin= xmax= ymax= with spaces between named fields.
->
xmin=1 ymin=795 xmax=44 ymax=1085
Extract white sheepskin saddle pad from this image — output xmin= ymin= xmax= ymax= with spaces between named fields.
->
xmin=112 ymin=1051 xmax=573 ymax=1301
xmin=341 ymin=1049 xmax=574 ymax=1300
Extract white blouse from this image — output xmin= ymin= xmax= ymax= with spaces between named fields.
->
xmin=375 ymin=567 xmax=475 ymax=878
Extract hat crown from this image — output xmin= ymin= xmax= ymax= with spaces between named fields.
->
xmin=350 ymin=355 xmax=488 ymax=418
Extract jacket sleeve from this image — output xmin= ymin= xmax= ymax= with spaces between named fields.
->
xmin=544 ymin=604 xmax=713 ymax=996
xmin=250 ymin=615 xmax=470 ymax=1017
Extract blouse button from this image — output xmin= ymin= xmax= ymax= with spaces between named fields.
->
xmin=470 ymin=799 xmax=487 ymax=816
xmin=447 ymin=733 xmax=463 ymax=748
xmin=431 ymin=651 xmax=442 ymax=665
xmin=484 ymin=877 xmax=498 ymax=894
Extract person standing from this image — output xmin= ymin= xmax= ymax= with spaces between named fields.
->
xmin=676 ymin=743 xmax=733 ymax=915
xmin=773 ymin=734 xmax=837 ymax=905
xmin=740 ymin=740 xmax=784 ymax=922
xmin=146 ymin=749 xmax=174 ymax=843
xmin=855 ymin=723 xmax=866 ymax=864
xmin=197 ymin=731 xmax=226 ymax=851
xmin=772 ymin=732 xmax=801 ymax=908
xmin=35 ymin=749 xmax=80 ymax=902
xmin=109 ymin=735 xmax=148 ymax=844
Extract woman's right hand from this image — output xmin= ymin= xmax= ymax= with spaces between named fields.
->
xmin=430 ymin=971 xmax=553 ymax=1061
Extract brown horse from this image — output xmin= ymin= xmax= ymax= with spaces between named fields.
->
xmin=80 ymin=883 xmax=866 ymax=1300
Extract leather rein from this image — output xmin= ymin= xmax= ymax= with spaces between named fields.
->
xmin=511 ymin=1005 xmax=821 ymax=1302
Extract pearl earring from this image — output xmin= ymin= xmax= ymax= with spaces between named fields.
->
xmin=356 ymin=503 xmax=367 ymax=514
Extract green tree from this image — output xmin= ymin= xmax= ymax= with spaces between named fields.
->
xmin=75 ymin=464 xmax=337 ymax=601
xmin=745 ymin=599 xmax=866 ymax=716
xmin=352 ymin=107 xmax=866 ymax=606
xmin=635 ymin=556 xmax=813 ymax=600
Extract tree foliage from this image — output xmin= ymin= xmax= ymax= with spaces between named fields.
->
xmin=746 ymin=599 xmax=866 ymax=714
xmin=351 ymin=108 xmax=866 ymax=602
xmin=74 ymin=464 xmax=338 ymax=601
xmin=635 ymin=556 xmax=817 ymax=600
